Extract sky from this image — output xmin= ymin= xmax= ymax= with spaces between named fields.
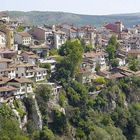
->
xmin=1 ymin=0 xmax=140 ymax=15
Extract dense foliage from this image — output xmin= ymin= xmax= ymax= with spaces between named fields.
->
xmin=1 ymin=39 xmax=140 ymax=140
xmin=0 ymin=105 xmax=29 ymax=140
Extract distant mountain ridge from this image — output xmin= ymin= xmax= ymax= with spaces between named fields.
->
xmin=4 ymin=11 xmax=140 ymax=27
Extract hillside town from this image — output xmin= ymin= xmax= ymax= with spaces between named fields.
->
xmin=2 ymin=3 xmax=140 ymax=138
xmin=0 ymin=12 xmax=140 ymax=103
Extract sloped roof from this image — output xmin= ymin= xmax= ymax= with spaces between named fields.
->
xmin=0 ymin=58 xmax=12 ymax=63
xmin=30 ymin=44 xmax=49 ymax=49
xmin=0 ymin=77 xmax=10 ymax=85
xmin=34 ymin=67 xmax=47 ymax=72
xmin=8 ymin=78 xmax=33 ymax=84
xmin=83 ymin=51 xmax=106 ymax=58
xmin=0 ymin=86 xmax=17 ymax=92
xmin=21 ymin=51 xmax=39 ymax=59
xmin=104 ymin=23 xmax=118 ymax=33
xmin=18 ymin=32 xmax=31 ymax=38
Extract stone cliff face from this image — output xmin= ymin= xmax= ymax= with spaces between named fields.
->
xmin=6 ymin=92 xmax=65 ymax=133
xmin=6 ymin=95 xmax=43 ymax=131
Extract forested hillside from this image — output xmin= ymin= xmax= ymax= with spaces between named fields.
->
xmin=6 ymin=11 xmax=140 ymax=27
xmin=1 ymin=39 xmax=140 ymax=140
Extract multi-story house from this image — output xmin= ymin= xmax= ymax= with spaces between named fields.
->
xmin=104 ymin=21 xmax=124 ymax=38
xmin=30 ymin=43 xmax=49 ymax=58
xmin=0 ymin=68 xmax=16 ymax=79
xmin=59 ymin=24 xmax=78 ymax=39
xmin=29 ymin=27 xmax=54 ymax=47
xmin=39 ymin=58 xmax=57 ymax=73
xmin=10 ymin=63 xmax=47 ymax=82
xmin=30 ymin=26 xmax=67 ymax=49
xmin=0 ymin=58 xmax=12 ymax=69
xmin=83 ymin=51 xmax=107 ymax=73
xmin=0 ymin=77 xmax=17 ymax=103
xmin=0 ymin=49 xmax=17 ymax=61
xmin=10 ymin=63 xmax=35 ymax=79
xmin=78 ymin=25 xmax=96 ymax=48
xmin=34 ymin=67 xmax=47 ymax=82
xmin=0 ymin=86 xmax=17 ymax=103
xmin=123 ymin=35 xmax=140 ymax=51
xmin=15 ymin=32 xmax=32 ymax=46
xmin=8 ymin=78 xmax=33 ymax=98
xmin=0 ymin=77 xmax=33 ymax=103
xmin=21 ymin=51 xmax=39 ymax=65
xmin=53 ymin=30 xmax=67 ymax=49
xmin=0 ymin=58 xmax=16 ymax=79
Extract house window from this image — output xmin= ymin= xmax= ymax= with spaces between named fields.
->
xmin=21 ymin=83 xmax=24 ymax=86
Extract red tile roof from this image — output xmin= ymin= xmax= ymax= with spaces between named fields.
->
xmin=21 ymin=51 xmax=39 ymax=59
xmin=83 ymin=51 xmax=106 ymax=58
xmin=104 ymin=23 xmax=118 ymax=33
xmin=0 ymin=86 xmax=17 ymax=92
xmin=79 ymin=68 xmax=91 ymax=74
xmin=0 ymin=77 xmax=10 ymax=85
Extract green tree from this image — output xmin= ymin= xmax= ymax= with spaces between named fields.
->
xmin=0 ymin=105 xmax=29 ymax=140
xmin=108 ymin=35 xmax=118 ymax=46
xmin=58 ymin=39 xmax=83 ymax=77
xmin=49 ymin=48 xmax=58 ymax=56
xmin=95 ymin=76 xmax=106 ymax=85
xmin=105 ymin=125 xmax=126 ymax=140
xmin=16 ymin=26 xmax=24 ymax=32
xmin=110 ymin=58 xmax=119 ymax=68
xmin=76 ymin=128 xmax=87 ymax=140
xmin=106 ymin=35 xmax=118 ymax=61
xmin=59 ymin=91 xmax=66 ymax=107
xmin=35 ymin=85 xmax=52 ymax=117
xmin=133 ymin=126 xmax=140 ymax=140
xmin=40 ymin=126 xmax=55 ymax=140
xmin=90 ymin=126 xmax=111 ymax=140
xmin=128 ymin=55 xmax=138 ymax=71
xmin=95 ymin=62 xmax=101 ymax=72
xmin=52 ymin=109 xmax=68 ymax=134
xmin=106 ymin=44 xmax=116 ymax=61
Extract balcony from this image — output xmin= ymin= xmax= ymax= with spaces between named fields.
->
xmin=35 ymin=76 xmax=45 ymax=82
xmin=26 ymin=72 xmax=34 ymax=78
